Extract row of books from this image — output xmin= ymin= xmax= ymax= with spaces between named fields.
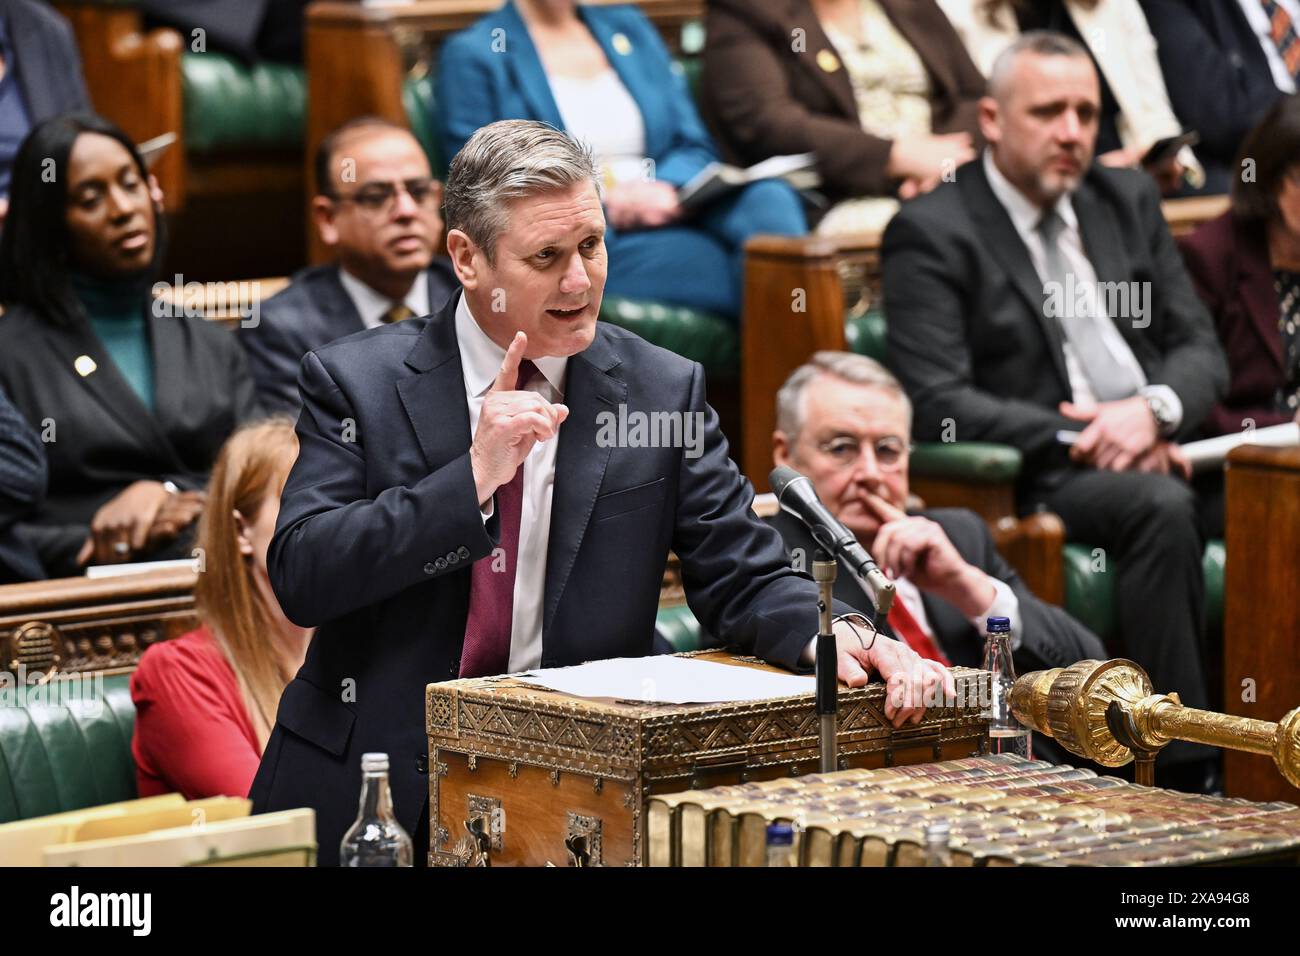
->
xmin=646 ymin=754 xmax=1300 ymax=866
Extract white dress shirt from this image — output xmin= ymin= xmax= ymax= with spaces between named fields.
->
xmin=1237 ymin=0 xmax=1300 ymax=94
xmin=456 ymin=294 xmax=568 ymax=673
xmin=982 ymin=150 xmax=1183 ymax=429
xmin=338 ymin=267 xmax=430 ymax=329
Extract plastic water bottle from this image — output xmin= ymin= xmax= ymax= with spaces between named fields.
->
xmin=982 ymin=616 xmax=1032 ymax=760
xmin=765 ymin=822 xmax=796 ymax=867
xmin=340 ymin=752 xmax=413 ymax=867
xmin=923 ymin=821 xmax=953 ymax=867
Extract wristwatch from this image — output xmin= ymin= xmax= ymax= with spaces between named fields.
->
xmin=1143 ymin=391 xmax=1177 ymax=437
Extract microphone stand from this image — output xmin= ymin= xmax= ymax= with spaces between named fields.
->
xmin=813 ymin=548 xmax=838 ymax=775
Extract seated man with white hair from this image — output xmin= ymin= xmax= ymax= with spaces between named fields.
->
xmin=770 ymin=351 xmax=1106 ymax=675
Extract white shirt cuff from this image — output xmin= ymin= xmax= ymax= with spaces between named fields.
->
xmin=1140 ymin=384 xmax=1184 ymax=435
xmin=480 ymin=497 xmax=494 ymax=522
xmin=971 ymin=578 xmax=1022 ymax=652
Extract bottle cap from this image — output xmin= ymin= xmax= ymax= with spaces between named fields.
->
xmin=361 ymin=752 xmax=389 ymax=772
xmin=925 ymin=821 xmax=951 ymax=842
xmin=766 ymin=823 xmax=794 ymax=846
xmin=986 ymin=616 xmax=1011 ymax=633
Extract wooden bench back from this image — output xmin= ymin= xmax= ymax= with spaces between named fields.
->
xmin=0 ymin=568 xmax=199 ymax=679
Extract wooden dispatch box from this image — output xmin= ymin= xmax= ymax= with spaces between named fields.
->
xmin=425 ymin=650 xmax=990 ymax=866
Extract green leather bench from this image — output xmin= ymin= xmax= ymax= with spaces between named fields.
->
xmin=181 ymin=53 xmax=305 ymax=155
xmin=0 ymin=674 xmax=138 ymax=825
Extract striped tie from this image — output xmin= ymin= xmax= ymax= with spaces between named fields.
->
xmin=1261 ymin=0 xmax=1300 ymax=79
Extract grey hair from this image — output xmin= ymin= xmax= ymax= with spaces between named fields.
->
xmin=443 ymin=120 xmax=602 ymax=263
xmin=987 ymin=30 xmax=1092 ymax=103
xmin=776 ymin=351 xmax=912 ymax=442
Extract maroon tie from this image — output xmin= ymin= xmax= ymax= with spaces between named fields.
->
xmin=459 ymin=361 xmax=538 ymax=678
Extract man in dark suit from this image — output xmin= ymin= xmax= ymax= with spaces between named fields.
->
xmin=882 ymin=32 xmax=1228 ymax=787
xmin=770 ymin=352 xmax=1106 ymax=674
xmin=241 ymin=117 xmax=458 ymax=413
xmin=1140 ymin=0 xmax=1288 ymax=194
xmin=0 ymin=385 xmax=45 ymax=583
xmin=251 ymin=120 xmax=951 ymax=865
xmin=0 ymin=0 xmax=91 ymax=208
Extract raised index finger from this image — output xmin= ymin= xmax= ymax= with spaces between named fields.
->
xmin=491 ymin=331 xmax=528 ymax=392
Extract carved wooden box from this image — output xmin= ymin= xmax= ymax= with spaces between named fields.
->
xmin=425 ymin=651 xmax=989 ymax=866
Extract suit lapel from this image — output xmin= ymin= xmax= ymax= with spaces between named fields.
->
xmin=1236 ymin=223 xmax=1286 ymax=373
xmin=542 ymin=331 xmax=626 ymax=641
xmin=579 ymin=6 xmax=667 ymax=160
xmin=877 ymin=0 xmax=958 ymax=106
xmin=501 ymin=1 xmax=566 ymax=129
xmin=42 ymin=315 xmax=176 ymax=461
xmin=779 ymin=0 xmax=858 ymax=123
xmin=394 ymin=297 xmax=473 ymax=474
xmin=146 ymin=311 xmax=199 ymax=472
xmin=314 ymin=267 xmax=366 ymax=337
xmin=959 ymin=160 xmax=1072 ymax=391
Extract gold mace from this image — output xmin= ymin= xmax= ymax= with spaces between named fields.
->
xmin=1009 ymin=659 xmax=1300 ymax=789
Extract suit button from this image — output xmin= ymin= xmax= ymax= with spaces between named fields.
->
xmin=447 ymin=552 xmax=459 ymax=565
xmin=449 ymin=659 xmax=460 ymax=676
xmin=424 ymin=562 xmax=436 ymax=575
xmin=457 ymin=546 xmax=470 ymax=559
xmin=415 ymin=753 xmax=429 ymax=774
xmin=435 ymin=557 xmax=448 ymax=571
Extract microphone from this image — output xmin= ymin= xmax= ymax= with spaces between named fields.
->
xmin=769 ymin=465 xmax=896 ymax=614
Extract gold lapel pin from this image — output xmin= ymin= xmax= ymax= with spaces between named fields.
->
xmin=74 ymin=355 xmax=97 ymax=377
xmin=612 ymin=32 xmax=632 ymax=56
xmin=817 ymin=49 xmax=841 ymax=73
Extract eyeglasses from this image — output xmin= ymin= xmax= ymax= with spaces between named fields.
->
xmin=329 ymin=177 xmax=441 ymax=214
xmin=815 ymin=435 xmax=911 ymax=471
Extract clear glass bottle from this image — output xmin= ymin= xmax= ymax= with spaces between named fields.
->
xmin=922 ymin=821 xmax=952 ymax=867
xmin=765 ymin=822 xmax=796 ymax=867
xmin=982 ymin=616 xmax=1032 ymax=760
xmin=340 ymin=752 xmax=413 ymax=867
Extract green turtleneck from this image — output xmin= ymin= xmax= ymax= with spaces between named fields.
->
xmin=71 ymin=272 xmax=155 ymax=412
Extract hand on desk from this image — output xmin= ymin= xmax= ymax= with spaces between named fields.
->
xmin=470 ymin=331 xmax=569 ymax=506
xmin=830 ymin=617 xmax=956 ymax=727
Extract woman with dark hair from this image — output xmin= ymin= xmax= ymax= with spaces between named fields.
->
xmin=1179 ymin=93 xmax=1300 ymax=438
xmin=0 ymin=113 xmax=260 ymax=577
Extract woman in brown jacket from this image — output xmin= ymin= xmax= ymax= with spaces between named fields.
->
xmin=701 ymin=0 xmax=986 ymax=234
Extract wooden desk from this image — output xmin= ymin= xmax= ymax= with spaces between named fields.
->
xmin=1223 ymin=444 xmax=1300 ymax=801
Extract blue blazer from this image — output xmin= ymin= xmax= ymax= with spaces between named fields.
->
xmin=248 ymin=292 xmax=845 ymax=864
xmin=437 ymin=1 xmax=717 ymax=186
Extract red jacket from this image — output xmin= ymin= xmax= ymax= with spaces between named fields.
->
xmin=130 ymin=626 xmax=262 ymax=800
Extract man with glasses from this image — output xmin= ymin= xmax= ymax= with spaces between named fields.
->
xmin=242 ymin=116 xmax=458 ymax=412
xmin=770 ymin=351 xmax=1104 ymax=675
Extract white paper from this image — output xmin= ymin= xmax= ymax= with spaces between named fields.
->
xmin=1181 ymin=423 xmax=1300 ymax=472
xmin=514 ymin=655 xmax=814 ymax=704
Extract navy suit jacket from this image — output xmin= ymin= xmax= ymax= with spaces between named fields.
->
xmin=0 ymin=0 xmax=90 ymax=122
xmin=436 ymin=1 xmax=717 ymax=187
xmin=251 ymin=293 xmax=843 ymax=864
xmin=768 ymin=509 xmax=1105 ymax=672
xmin=0 ymin=384 xmax=45 ymax=583
xmin=1140 ymin=0 xmax=1282 ymax=183
xmin=241 ymin=261 xmax=458 ymax=414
